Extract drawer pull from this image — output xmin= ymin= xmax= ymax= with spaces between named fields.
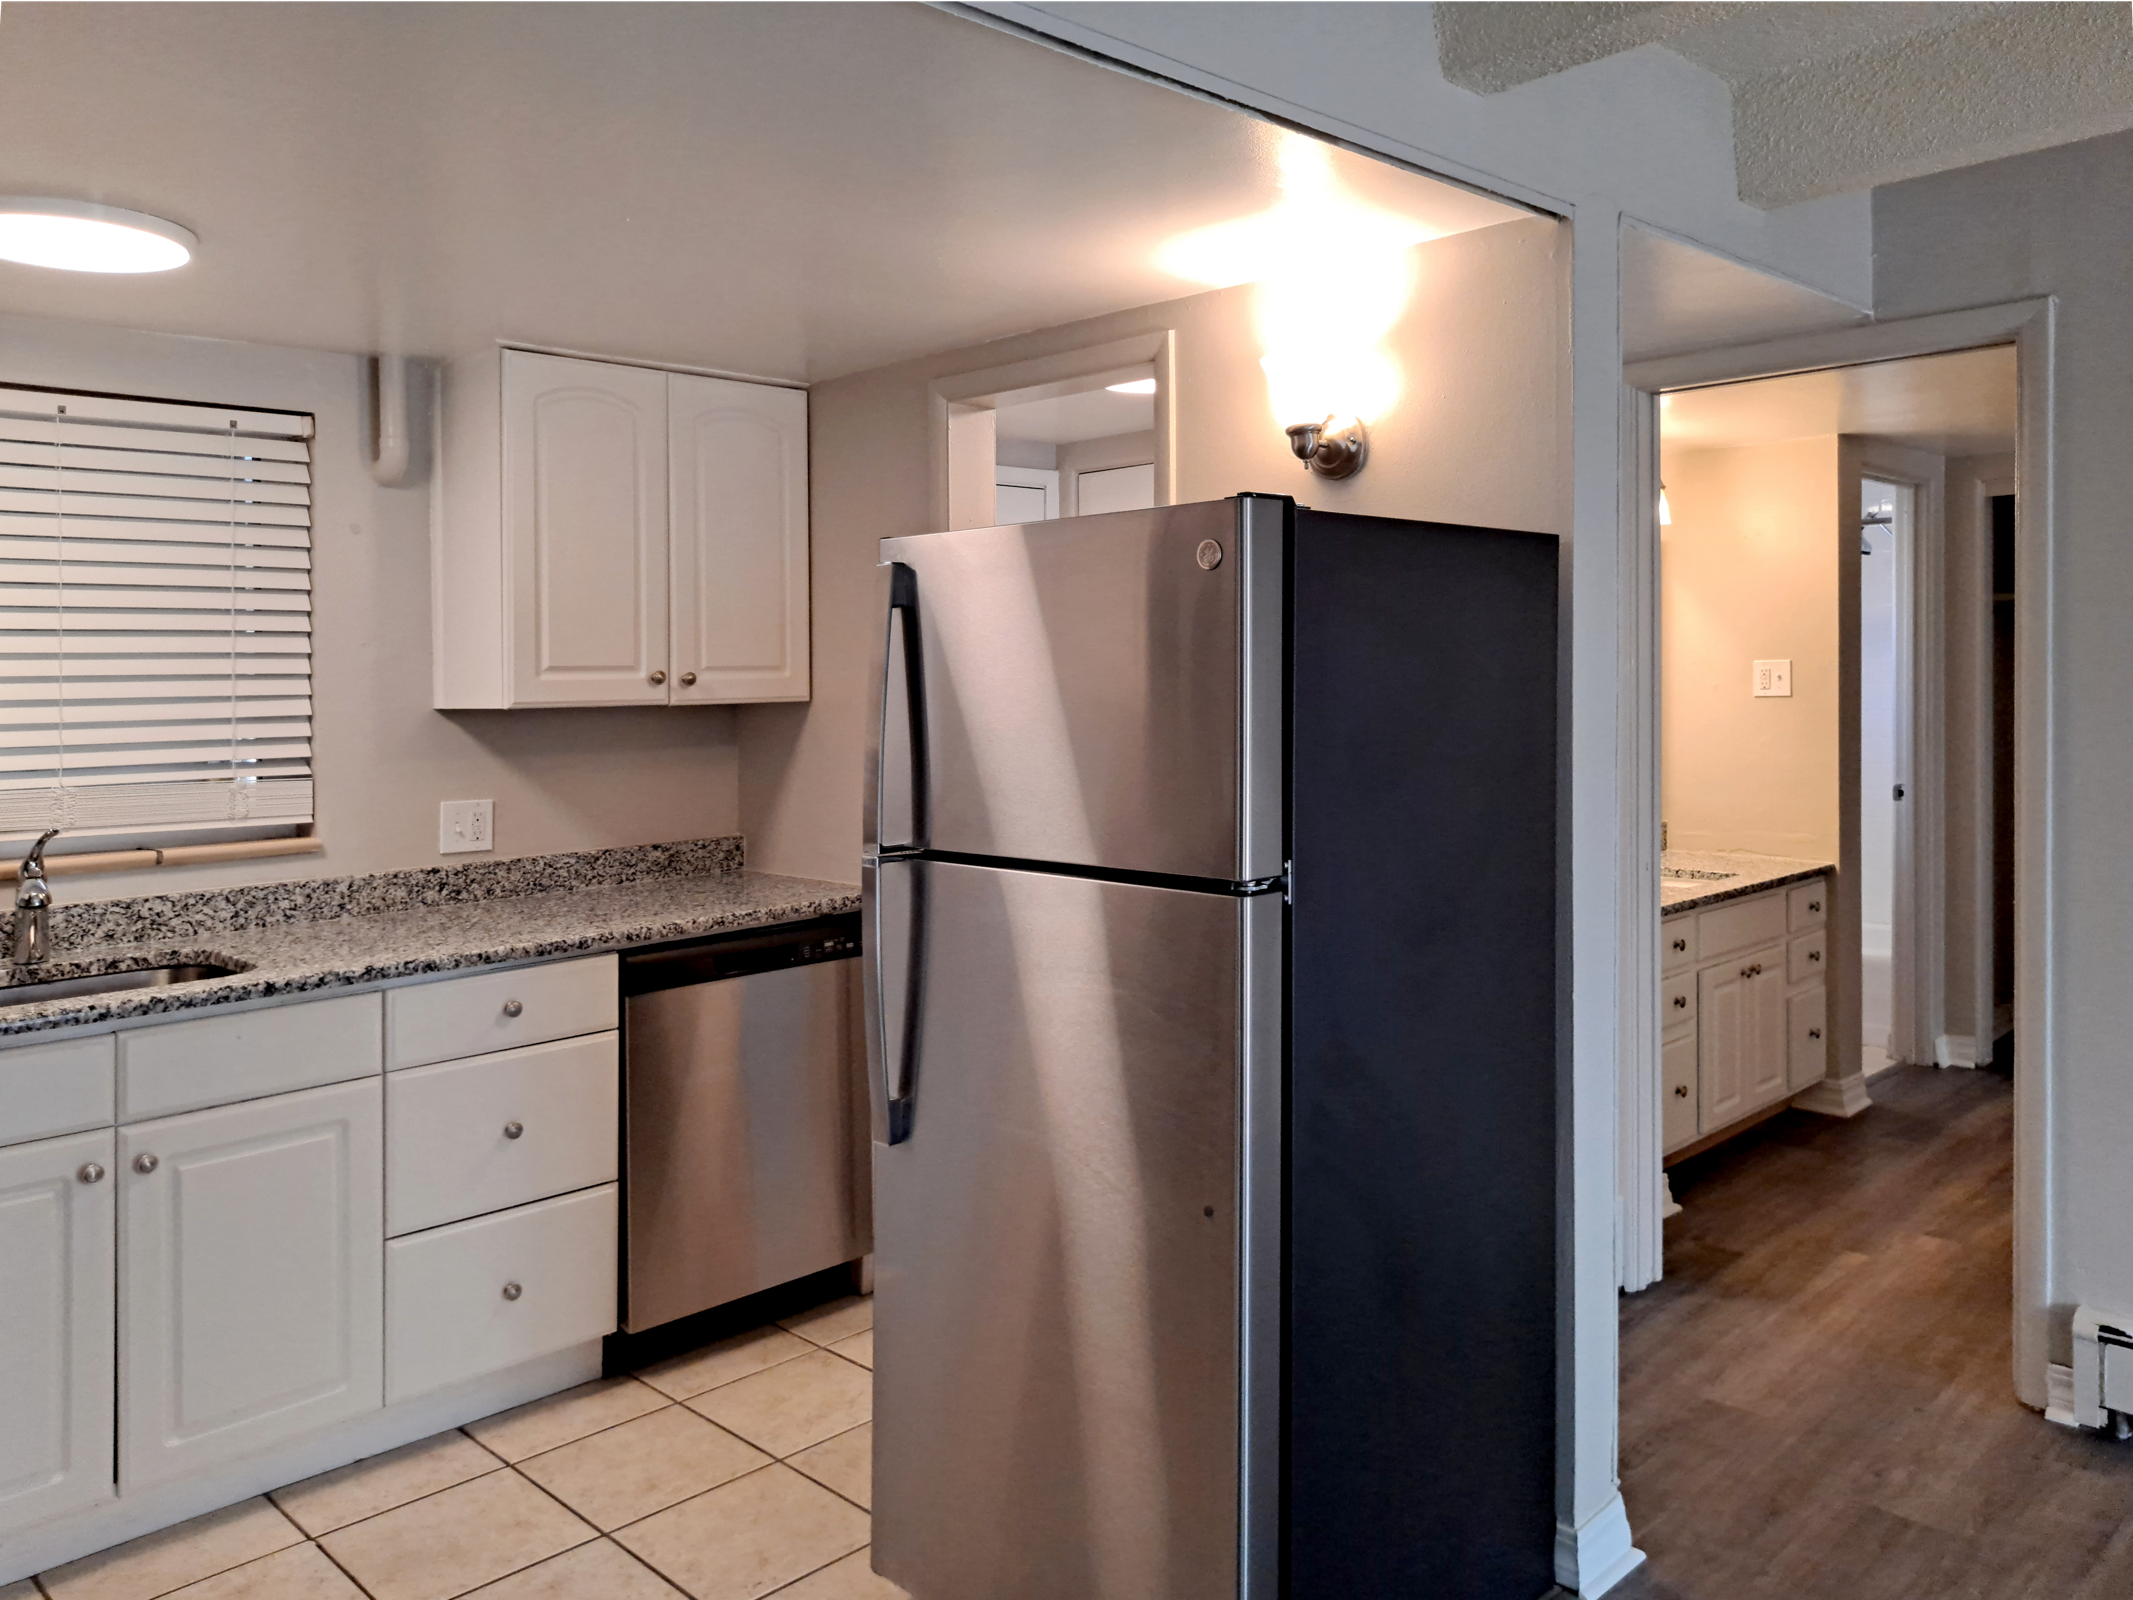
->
xmin=1808 ymin=950 xmax=1822 ymax=963
xmin=1808 ymin=900 xmax=1821 ymax=914
xmin=78 ymin=1162 xmax=105 ymax=1184
xmin=1672 ymin=996 xmax=1688 ymax=1011
xmin=502 ymin=1281 xmax=523 ymax=1302
xmin=502 ymin=999 xmax=524 ymax=1019
xmin=133 ymin=1153 xmax=159 ymax=1175
xmin=503 ymin=1120 xmax=524 ymax=1140
xmin=1808 ymin=1028 xmax=1822 ymax=1040
xmin=1672 ymin=938 xmax=1687 ymax=953
xmin=1673 ymin=1085 xmax=1689 ymax=1099
xmin=680 ymin=672 xmax=698 ymax=687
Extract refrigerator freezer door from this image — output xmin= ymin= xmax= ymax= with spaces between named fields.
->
xmin=870 ymin=858 xmax=1247 ymax=1600
xmin=878 ymin=498 xmax=1282 ymax=882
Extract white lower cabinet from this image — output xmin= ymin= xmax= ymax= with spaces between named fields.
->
xmin=1662 ymin=872 xmax=1831 ymax=1156
xmin=0 ymin=1128 xmax=116 ymax=1537
xmin=386 ymin=1183 xmax=618 ymax=1403
xmin=118 ymin=1078 xmax=384 ymax=1491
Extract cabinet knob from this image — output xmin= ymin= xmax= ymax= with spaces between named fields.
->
xmin=1672 ymin=995 xmax=1687 ymax=1010
xmin=504 ymin=1120 xmax=524 ymax=1140
xmin=1809 ymin=901 xmax=1821 ymax=913
xmin=78 ymin=1162 xmax=105 ymax=1184
xmin=1808 ymin=1028 xmax=1822 ymax=1040
xmin=502 ymin=999 xmax=524 ymax=1018
xmin=1672 ymin=938 xmax=1687 ymax=953
xmin=680 ymin=672 xmax=697 ymax=687
xmin=502 ymin=1282 xmax=523 ymax=1302
xmin=648 ymin=670 xmax=667 ymax=686
xmin=1808 ymin=950 xmax=1822 ymax=963
xmin=1673 ymin=1085 xmax=1689 ymax=1099
xmin=133 ymin=1153 xmax=159 ymax=1175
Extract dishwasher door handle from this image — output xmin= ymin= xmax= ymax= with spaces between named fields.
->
xmin=863 ymin=855 xmax=922 ymax=1145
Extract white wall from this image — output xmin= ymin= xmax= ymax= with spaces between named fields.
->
xmin=1876 ymin=128 xmax=2133 ymax=1383
xmin=0 ymin=312 xmax=741 ymax=903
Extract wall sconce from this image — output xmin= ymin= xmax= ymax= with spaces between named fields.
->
xmin=1285 ymin=416 xmax=1369 ymax=479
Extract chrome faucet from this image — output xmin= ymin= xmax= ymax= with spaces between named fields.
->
xmin=12 ymin=828 xmax=60 ymax=966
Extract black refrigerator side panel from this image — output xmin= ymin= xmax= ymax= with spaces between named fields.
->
xmin=1286 ymin=511 xmax=1560 ymax=1600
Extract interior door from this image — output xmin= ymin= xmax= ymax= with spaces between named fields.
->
xmin=668 ymin=372 xmax=810 ymax=704
xmin=504 ymin=349 xmax=670 ymax=705
xmin=870 ymin=857 xmax=1247 ymax=1600
xmin=120 ymin=1078 xmax=383 ymax=1489
xmin=879 ymin=497 xmax=1277 ymax=880
xmin=0 ymin=1128 xmax=115 ymax=1536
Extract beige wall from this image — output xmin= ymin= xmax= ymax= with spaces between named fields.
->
xmin=1660 ymin=435 xmax=1843 ymax=860
xmin=0 ymin=311 xmax=740 ymax=904
xmin=738 ymin=215 xmax=1568 ymax=882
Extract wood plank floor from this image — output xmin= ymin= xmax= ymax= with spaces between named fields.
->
xmin=1610 ymin=1064 xmax=2133 ymax=1600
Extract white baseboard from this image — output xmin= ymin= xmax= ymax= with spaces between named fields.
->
xmin=0 ymin=1342 xmax=601 ymax=1585
xmin=1793 ymin=1072 xmax=1873 ymax=1119
xmin=1555 ymin=1493 xmax=1646 ymax=1596
xmin=2047 ymin=1362 xmax=2078 ymax=1427
xmin=1936 ymin=1034 xmax=1978 ymax=1069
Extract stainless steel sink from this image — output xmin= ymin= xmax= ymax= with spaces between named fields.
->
xmin=0 ymin=962 xmax=246 ymax=1006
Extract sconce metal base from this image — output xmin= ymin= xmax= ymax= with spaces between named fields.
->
xmin=1285 ymin=417 xmax=1369 ymax=480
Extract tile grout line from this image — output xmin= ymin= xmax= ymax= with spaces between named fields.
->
xmin=309 ymin=1535 xmax=383 ymax=1600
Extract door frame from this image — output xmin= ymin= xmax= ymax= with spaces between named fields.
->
xmin=1621 ymin=299 xmax=2056 ymax=1407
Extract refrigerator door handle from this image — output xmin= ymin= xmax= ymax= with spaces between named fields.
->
xmin=862 ymin=856 xmax=922 ymax=1145
xmin=866 ymin=561 xmax=928 ymax=856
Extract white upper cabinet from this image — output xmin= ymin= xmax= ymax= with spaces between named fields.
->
xmin=669 ymin=372 xmax=810 ymax=703
xmin=435 ymin=348 xmax=809 ymax=709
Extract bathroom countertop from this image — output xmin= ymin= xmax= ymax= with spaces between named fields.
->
xmin=1660 ymin=849 xmax=1834 ymax=915
xmin=0 ymin=842 xmax=858 ymax=1038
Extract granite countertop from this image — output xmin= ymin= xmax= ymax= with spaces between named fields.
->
xmin=0 ymin=839 xmax=858 ymax=1038
xmin=1660 ymin=849 xmax=1834 ymax=915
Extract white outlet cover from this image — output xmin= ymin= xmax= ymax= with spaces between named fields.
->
xmin=439 ymin=799 xmax=494 ymax=854
xmin=1752 ymin=659 xmax=1793 ymax=698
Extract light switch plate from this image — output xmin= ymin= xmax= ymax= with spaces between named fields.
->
xmin=439 ymin=799 xmax=494 ymax=855
xmin=1753 ymin=659 xmax=1793 ymax=698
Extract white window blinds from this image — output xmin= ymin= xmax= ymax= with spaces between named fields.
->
xmin=0 ymin=386 xmax=315 ymax=841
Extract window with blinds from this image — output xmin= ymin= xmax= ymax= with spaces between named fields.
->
xmin=0 ymin=386 xmax=315 ymax=842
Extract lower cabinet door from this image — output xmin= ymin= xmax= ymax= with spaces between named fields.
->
xmin=1788 ymin=985 xmax=1830 ymax=1092
xmin=386 ymin=1183 xmax=617 ymax=1403
xmin=0 ymin=1128 xmax=116 ymax=1536
xmin=119 ymin=1078 xmax=383 ymax=1491
xmin=1661 ymin=1031 xmax=1699 ymax=1154
xmin=1743 ymin=954 xmax=1791 ymax=1110
xmin=1697 ymin=963 xmax=1748 ymax=1132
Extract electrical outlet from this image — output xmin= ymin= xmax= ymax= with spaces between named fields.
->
xmin=1753 ymin=659 xmax=1793 ymax=698
xmin=439 ymin=799 xmax=494 ymax=855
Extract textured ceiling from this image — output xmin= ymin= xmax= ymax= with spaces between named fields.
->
xmin=1436 ymin=1 xmax=2133 ymax=207
xmin=0 ymin=3 xmax=1523 ymax=381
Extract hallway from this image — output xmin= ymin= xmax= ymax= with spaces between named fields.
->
xmin=1615 ymin=1065 xmax=2133 ymax=1599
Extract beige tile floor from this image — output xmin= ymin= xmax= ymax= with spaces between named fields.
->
xmin=25 ymin=1297 xmax=905 ymax=1600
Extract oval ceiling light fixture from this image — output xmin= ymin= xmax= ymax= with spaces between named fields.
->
xmin=0 ymin=198 xmax=195 ymax=273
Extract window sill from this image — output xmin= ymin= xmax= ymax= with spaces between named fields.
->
xmin=0 ymin=836 xmax=323 ymax=883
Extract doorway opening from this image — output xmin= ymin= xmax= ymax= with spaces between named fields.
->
xmin=1858 ymin=474 xmax=1913 ymax=1078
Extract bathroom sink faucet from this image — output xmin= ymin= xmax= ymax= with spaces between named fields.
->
xmin=12 ymin=828 xmax=60 ymax=965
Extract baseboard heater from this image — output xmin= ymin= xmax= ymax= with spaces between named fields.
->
xmin=2071 ymin=1307 xmax=2133 ymax=1433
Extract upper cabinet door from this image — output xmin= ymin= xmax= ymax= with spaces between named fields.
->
xmin=668 ymin=373 xmax=810 ymax=703
xmin=504 ymin=351 xmax=670 ymax=706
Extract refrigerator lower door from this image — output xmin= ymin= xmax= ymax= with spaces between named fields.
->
xmin=870 ymin=858 xmax=1255 ymax=1600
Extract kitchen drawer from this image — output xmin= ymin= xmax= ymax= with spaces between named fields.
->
xmin=1662 ymin=1030 xmax=1699 ymax=1153
xmin=1788 ymin=877 xmax=1828 ymax=930
xmin=119 ymin=993 xmax=381 ymax=1121
xmin=386 ymin=955 xmax=616 ymax=1070
xmin=386 ymin=1031 xmax=619 ymax=1236
xmin=1788 ymin=985 xmax=1829 ymax=1093
xmin=1697 ymin=890 xmax=1786 ymax=959
xmin=1662 ymin=970 xmax=1697 ymax=1028
xmin=1661 ymin=916 xmax=1697 ymax=973
xmin=1788 ymin=929 xmax=1828 ymax=987
xmin=386 ymin=1183 xmax=618 ymax=1402
xmin=0 ymin=1033 xmax=115 ymax=1146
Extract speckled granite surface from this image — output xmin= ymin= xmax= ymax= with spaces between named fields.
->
xmin=0 ymin=841 xmax=857 ymax=1038
xmin=1661 ymin=849 xmax=1833 ymax=915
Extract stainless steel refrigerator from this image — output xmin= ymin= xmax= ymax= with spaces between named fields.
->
xmin=863 ymin=494 xmax=1559 ymax=1600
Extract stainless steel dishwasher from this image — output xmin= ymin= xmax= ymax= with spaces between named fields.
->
xmin=620 ymin=914 xmax=868 ymax=1333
